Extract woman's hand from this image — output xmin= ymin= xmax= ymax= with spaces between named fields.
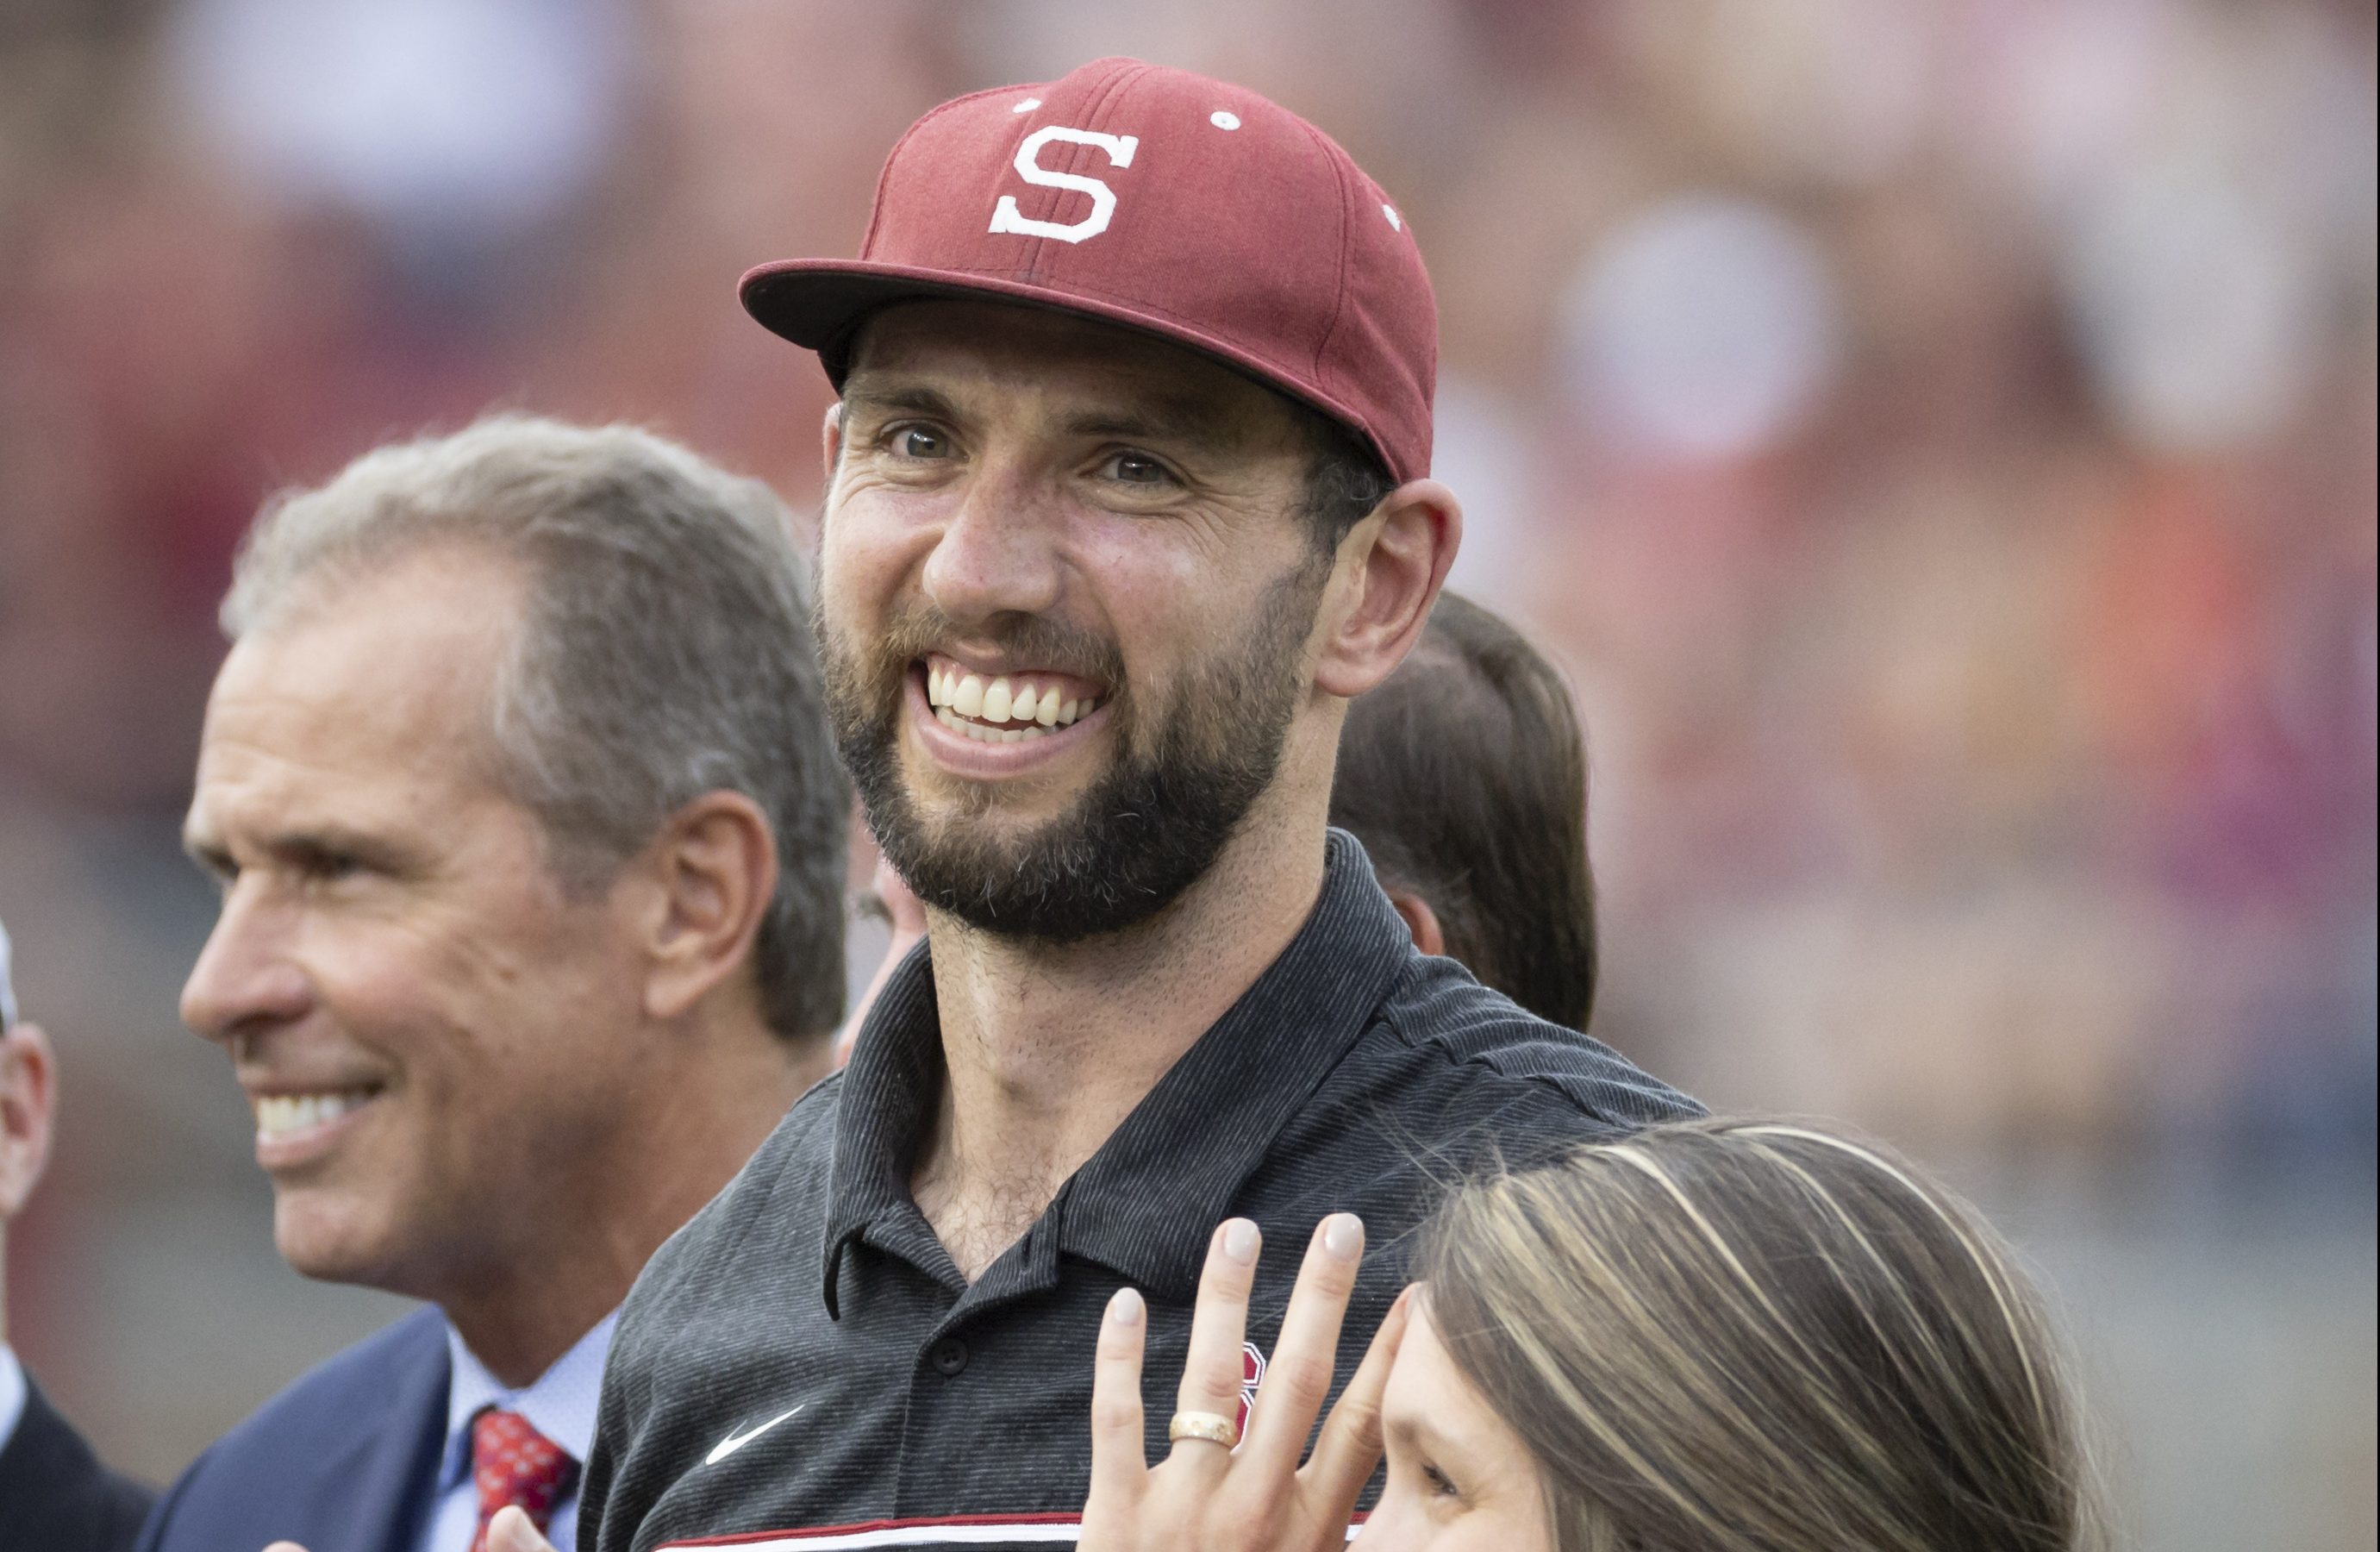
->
xmin=1083 ymin=1213 xmax=1412 ymax=1552
xmin=265 ymin=1508 xmax=554 ymax=1552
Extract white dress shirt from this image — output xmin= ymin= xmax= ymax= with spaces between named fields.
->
xmin=416 ymin=1311 xmax=616 ymax=1552
xmin=0 ymin=1343 xmax=27 ymax=1458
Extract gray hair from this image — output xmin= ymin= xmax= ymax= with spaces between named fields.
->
xmin=224 ymin=416 xmax=848 ymax=1042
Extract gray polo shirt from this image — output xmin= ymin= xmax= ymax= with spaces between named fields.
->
xmin=584 ymin=831 xmax=1696 ymax=1552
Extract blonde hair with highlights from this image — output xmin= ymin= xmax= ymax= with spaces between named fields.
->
xmin=1419 ymin=1118 xmax=2105 ymax=1552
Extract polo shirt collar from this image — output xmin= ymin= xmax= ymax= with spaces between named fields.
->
xmin=821 ymin=936 xmax=948 ymax=1314
xmin=821 ymin=829 xmax=1416 ymax=1311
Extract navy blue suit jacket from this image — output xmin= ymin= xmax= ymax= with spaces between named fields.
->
xmin=137 ymin=1308 xmax=449 ymax=1552
xmin=0 ymin=1375 xmax=153 ymax=1552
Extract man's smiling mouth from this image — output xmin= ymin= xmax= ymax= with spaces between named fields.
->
xmin=921 ymin=654 xmax=1108 ymax=745
xmin=251 ymin=1086 xmax=381 ymax=1141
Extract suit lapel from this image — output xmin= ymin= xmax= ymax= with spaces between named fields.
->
xmin=345 ymin=1314 xmax=452 ymax=1552
xmin=0 ymin=1382 xmax=89 ymax=1537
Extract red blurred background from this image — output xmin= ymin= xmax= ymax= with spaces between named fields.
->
xmin=0 ymin=2 xmax=2371 ymax=1545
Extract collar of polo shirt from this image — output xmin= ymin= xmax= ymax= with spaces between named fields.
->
xmin=820 ymin=829 xmax=1418 ymax=1315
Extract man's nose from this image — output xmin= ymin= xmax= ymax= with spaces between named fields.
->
xmin=180 ymin=882 xmax=311 ymax=1046
xmin=918 ymin=462 xmax=1065 ymax=628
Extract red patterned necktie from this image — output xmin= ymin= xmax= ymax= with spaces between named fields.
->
xmin=470 ymin=1407 xmax=578 ymax=1552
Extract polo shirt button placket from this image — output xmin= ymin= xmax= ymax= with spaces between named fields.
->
xmin=928 ymin=1336 xmax=970 ymax=1377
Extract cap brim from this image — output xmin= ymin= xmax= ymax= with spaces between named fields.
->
xmin=739 ymin=259 xmax=1401 ymax=479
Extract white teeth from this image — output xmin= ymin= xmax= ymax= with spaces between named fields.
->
xmin=253 ymin=1090 xmax=372 ymax=1140
xmin=934 ymin=704 xmax=1051 ymax=744
xmin=926 ymin=662 xmax=1101 ymax=736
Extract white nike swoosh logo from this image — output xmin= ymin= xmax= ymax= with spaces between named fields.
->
xmin=705 ymin=1403 xmax=806 ymax=1466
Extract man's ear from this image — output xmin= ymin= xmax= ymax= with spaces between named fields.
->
xmin=1313 ymin=479 xmax=1462 ymax=699
xmin=0 ymin=1023 xmax=57 ymax=1221
xmin=1386 ymin=892 xmax=1446 ymax=959
xmin=636 ymin=792 xmax=779 ymax=1025
xmin=821 ymin=402 xmax=845 ymax=485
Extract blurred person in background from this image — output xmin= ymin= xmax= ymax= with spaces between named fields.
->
xmin=832 ymin=851 xmax=927 ymax=1066
xmin=1330 ymin=591 xmax=1597 ymax=1030
xmin=1077 ymin=1117 xmax=2103 ymax=1552
xmin=137 ymin=418 xmax=849 ymax=1552
xmin=0 ymin=919 xmax=153 ymax=1551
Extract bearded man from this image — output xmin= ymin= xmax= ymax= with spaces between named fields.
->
xmin=582 ymin=59 xmax=1696 ymax=1552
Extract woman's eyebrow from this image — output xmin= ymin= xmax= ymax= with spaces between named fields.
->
xmin=1384 ymin=1411 xmax=1458 ymax=1455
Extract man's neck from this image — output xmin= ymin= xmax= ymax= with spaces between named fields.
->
xmin=913 ymin=799 xmax=1331 ymax=1280
xmin=443 ymin=1021 xmax=828 ymax=1386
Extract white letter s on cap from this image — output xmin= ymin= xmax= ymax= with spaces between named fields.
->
xmin=989 ymin=125 xmax=1139 ymax=244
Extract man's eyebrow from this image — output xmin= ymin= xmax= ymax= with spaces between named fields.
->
xmin=839 ymin=384 xmax=960 ymax=423
xmin=1061 ymin=395 xmax=1248 ymax=450
xmin=184 ymin=823 xmax=413 ymax=876
xmin=842 ymin=379 xmax=1262 ymax=452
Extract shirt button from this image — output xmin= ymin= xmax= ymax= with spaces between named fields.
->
xmin=928 ymin=1336 xmax=970 ymax=1377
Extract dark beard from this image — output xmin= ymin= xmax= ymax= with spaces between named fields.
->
xmin=821 ymin=562 xmax=1325 ymax=942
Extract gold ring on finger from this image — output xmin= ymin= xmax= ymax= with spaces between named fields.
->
xmin=1167 ymin=1410 xmax=1240 ymax=1449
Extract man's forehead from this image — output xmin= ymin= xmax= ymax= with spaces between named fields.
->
xmin=192 ymin=560 xmax=518 ymax=817
xmin=845 ymin=300 xmax=1304 ymax=445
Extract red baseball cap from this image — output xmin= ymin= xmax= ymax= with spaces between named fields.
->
xmin=740 ymin=57 xmax=1437 ymax=484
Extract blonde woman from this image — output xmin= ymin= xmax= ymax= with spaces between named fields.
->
xmin=1083 ymin=1117 xmax=2102 ymax=1552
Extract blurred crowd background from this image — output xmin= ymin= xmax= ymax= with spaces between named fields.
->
xmin=0 ymin=0 xmax=2371 ymax=1545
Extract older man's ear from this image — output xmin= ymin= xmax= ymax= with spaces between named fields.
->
xmin=635 ymin=790 xmax=781 ymax=1026
xmin=0 ymin=1020 xmax=56 ymax=1222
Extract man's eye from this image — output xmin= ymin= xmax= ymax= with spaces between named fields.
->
xmin=1422 ymin=1461 xmax=1461 ymax=1499
xmin=297 ymin=850 xmax=364 ymax=884
xmin=892 ymin=427 xmax=950 ymax=459
xmin=1102 ymin=451 xmax=1173 ymax=485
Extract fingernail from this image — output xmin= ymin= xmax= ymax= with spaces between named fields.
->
xmin=1110 ymin=1286 xmax=1145 ymax=1326
xmin=1322 ymin=1212 xmax=1363 ymax=1261
xmin=1221 ymin=1218 xmax=1259 ymax=1263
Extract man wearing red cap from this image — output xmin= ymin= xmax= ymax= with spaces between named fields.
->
xmin=582 ymin=59 xmax=1693 ymax=1552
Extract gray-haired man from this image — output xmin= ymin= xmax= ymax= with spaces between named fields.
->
xmin=136 ymin=417 xmax=848 ymax=1552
